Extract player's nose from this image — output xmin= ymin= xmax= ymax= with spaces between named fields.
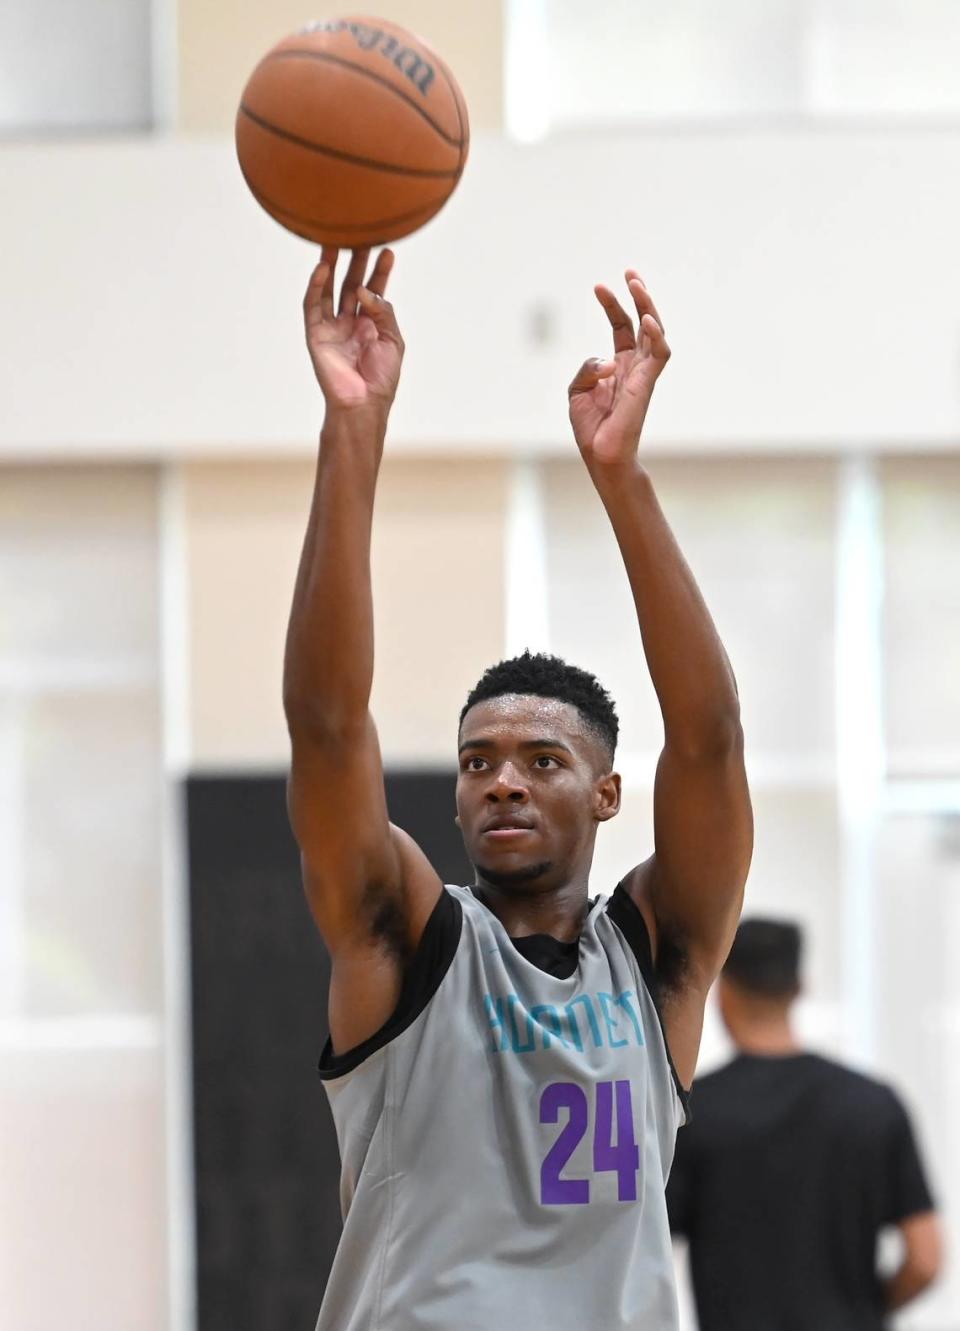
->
xmin=485 ymin=763 xmax=529 ymax=802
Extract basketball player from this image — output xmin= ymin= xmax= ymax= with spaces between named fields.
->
xmin=667 ymin=918 xmax=942 ymax=1330
xmin=283 ymin=245 xmax=753 ymax=1330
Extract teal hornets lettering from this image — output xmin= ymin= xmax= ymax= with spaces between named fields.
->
xmin=483 ymin=990 xmax=646 ymax=1055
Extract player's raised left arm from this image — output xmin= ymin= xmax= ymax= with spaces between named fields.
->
xmin=569 ymin=272 xmax=753 ymax=1087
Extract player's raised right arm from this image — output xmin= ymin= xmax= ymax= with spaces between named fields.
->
xmin=283 ymin=247 xmax=441 ymax=1052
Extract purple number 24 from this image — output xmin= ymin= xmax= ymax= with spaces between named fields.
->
xmin=539 ymin=1080 xmax=640 ymax=1205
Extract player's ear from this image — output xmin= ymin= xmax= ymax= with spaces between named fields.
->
xmin=594 ymin=771 xmax=621 ymax=822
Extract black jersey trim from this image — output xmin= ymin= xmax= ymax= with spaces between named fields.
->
xmin=508 ymin=930 xmax=580 ymax=979
xmin=317 ymin=887 xmax=463 ymax=1081
xmin=605 ymin=884 xmax=692 ymax=1118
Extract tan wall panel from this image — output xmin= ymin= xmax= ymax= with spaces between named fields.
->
xmin=179 ymin=1 xmax=503 ymax=132
xmin=183 ymin=459 xmax=310 ymax=767
xmin=369 ymin=457 xmax=507 ymax=764
xmin=183 ymin=456 xmax=507 ymax=768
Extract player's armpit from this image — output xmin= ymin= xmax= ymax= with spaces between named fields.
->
xmin=287 ymin=713 xmax=443 ymax=1049
xmin=321 ymin=826 xmax=444 ymax=1054
xmin=623 ymin=730 xmax=752 ymax=1087
xmin=648 ymin=730 xmax=752 ymax=972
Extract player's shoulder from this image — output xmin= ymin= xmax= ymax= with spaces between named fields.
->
xmin=677 ymin=1057 xmax=752 ymax=1136
xmin=805 ymin=1053 xmax=908 ymax=1118
xmin=807 ymin=1051 xmax=888 ymax=1090
xmin=690 ymin=1056 xmax=750 ymax=1097
xmin=603 ymin=882 xmax=654 ymax=963
xmin=448 ymin=882 xmax=493 ymax=927
xmin=691 ymin=1050 xmax=869 ymax=1097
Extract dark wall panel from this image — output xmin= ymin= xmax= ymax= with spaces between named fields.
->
xmin=186 ymin=769 xmax=470 ymax=1331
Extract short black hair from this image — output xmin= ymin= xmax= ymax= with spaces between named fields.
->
xmin=459 ymin=650 xmax=619 ymax=763
xmin=723 ymin=917 xmax=803 ymax=998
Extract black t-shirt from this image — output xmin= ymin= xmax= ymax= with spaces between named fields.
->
xmin=667 ymin=1053 xmax=934 ymax=1331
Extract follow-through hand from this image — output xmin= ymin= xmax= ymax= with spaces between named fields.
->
xmin=304 ymin=245 xmax=404 ymax=412
xmin=568 ymin=270 xmax=671 ymax=467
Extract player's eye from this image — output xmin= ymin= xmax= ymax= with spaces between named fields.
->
xmin=465 ymin=755 xmax=488 ymax=771
xmin=533 ymin=755 xmax=560 ymax=769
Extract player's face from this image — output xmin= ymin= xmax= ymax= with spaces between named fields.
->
xmin=455 ymin=694 xmax=619 ymax=891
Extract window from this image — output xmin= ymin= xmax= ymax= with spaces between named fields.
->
xmin=0 ymin=0 xmax=157 ymax=133
xmin=506 ymin=0 xmax=960 ymax=139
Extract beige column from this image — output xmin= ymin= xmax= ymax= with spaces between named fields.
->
xmin=182 ymin=456 xmax=508 ymax=769
xmin=178 ymin=1 xmax=503 ymax=133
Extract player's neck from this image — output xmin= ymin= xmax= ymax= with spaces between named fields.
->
xmin=473 ymin=877 xmax=590 ymax=942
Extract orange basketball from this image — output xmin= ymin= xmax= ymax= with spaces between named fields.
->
xmin=235 ymin=16 xmax=469 ymax=247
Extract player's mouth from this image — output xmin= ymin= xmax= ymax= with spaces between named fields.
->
xmin=482 ymin=815 xmax=534 ymax=841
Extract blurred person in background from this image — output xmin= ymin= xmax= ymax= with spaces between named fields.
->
xmin=667 ymin=918 xmax=942 ymax=1331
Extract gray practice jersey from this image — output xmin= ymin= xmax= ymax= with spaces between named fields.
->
xmin=315 ymin=883 xmax=688 ymax=1331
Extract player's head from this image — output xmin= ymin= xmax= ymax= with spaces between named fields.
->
xmin=455 ymin=651 xmax=621 ymax=894
xmin=718 ymin=917 xmax=803 ymax=1039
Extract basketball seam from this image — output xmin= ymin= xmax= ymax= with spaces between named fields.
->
xmin=262 ymin=47 xmax=463 ymax=148
xmin=433 ymin=55 xmax=468 ymax=178
xmin=247 ymin=180 xmax=448 ymax=235
xmin=238 ymin=103 xmax=460 ymax=179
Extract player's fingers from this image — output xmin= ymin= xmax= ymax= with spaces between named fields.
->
xmin=303 ymin=257 xmax=332 ymax=327
xmin=356 ymin=285 xmax=404 ymax=349
xmin=568 ymin=357 xmax=616 ymax=395
xmin=338 ymin=247 xmax=371 ymax=316
xmin=319 ymin=246 xmax=339 ymax=318
xmin=639 ymin=312 xmax=671 ymax=364
xmin=366 ymin=247 xmax=395 ymax=298
xmin=594 ymin=285 xmax=636 ymax=354
xmin=626 ymin=273 xmax=665 ymax=333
